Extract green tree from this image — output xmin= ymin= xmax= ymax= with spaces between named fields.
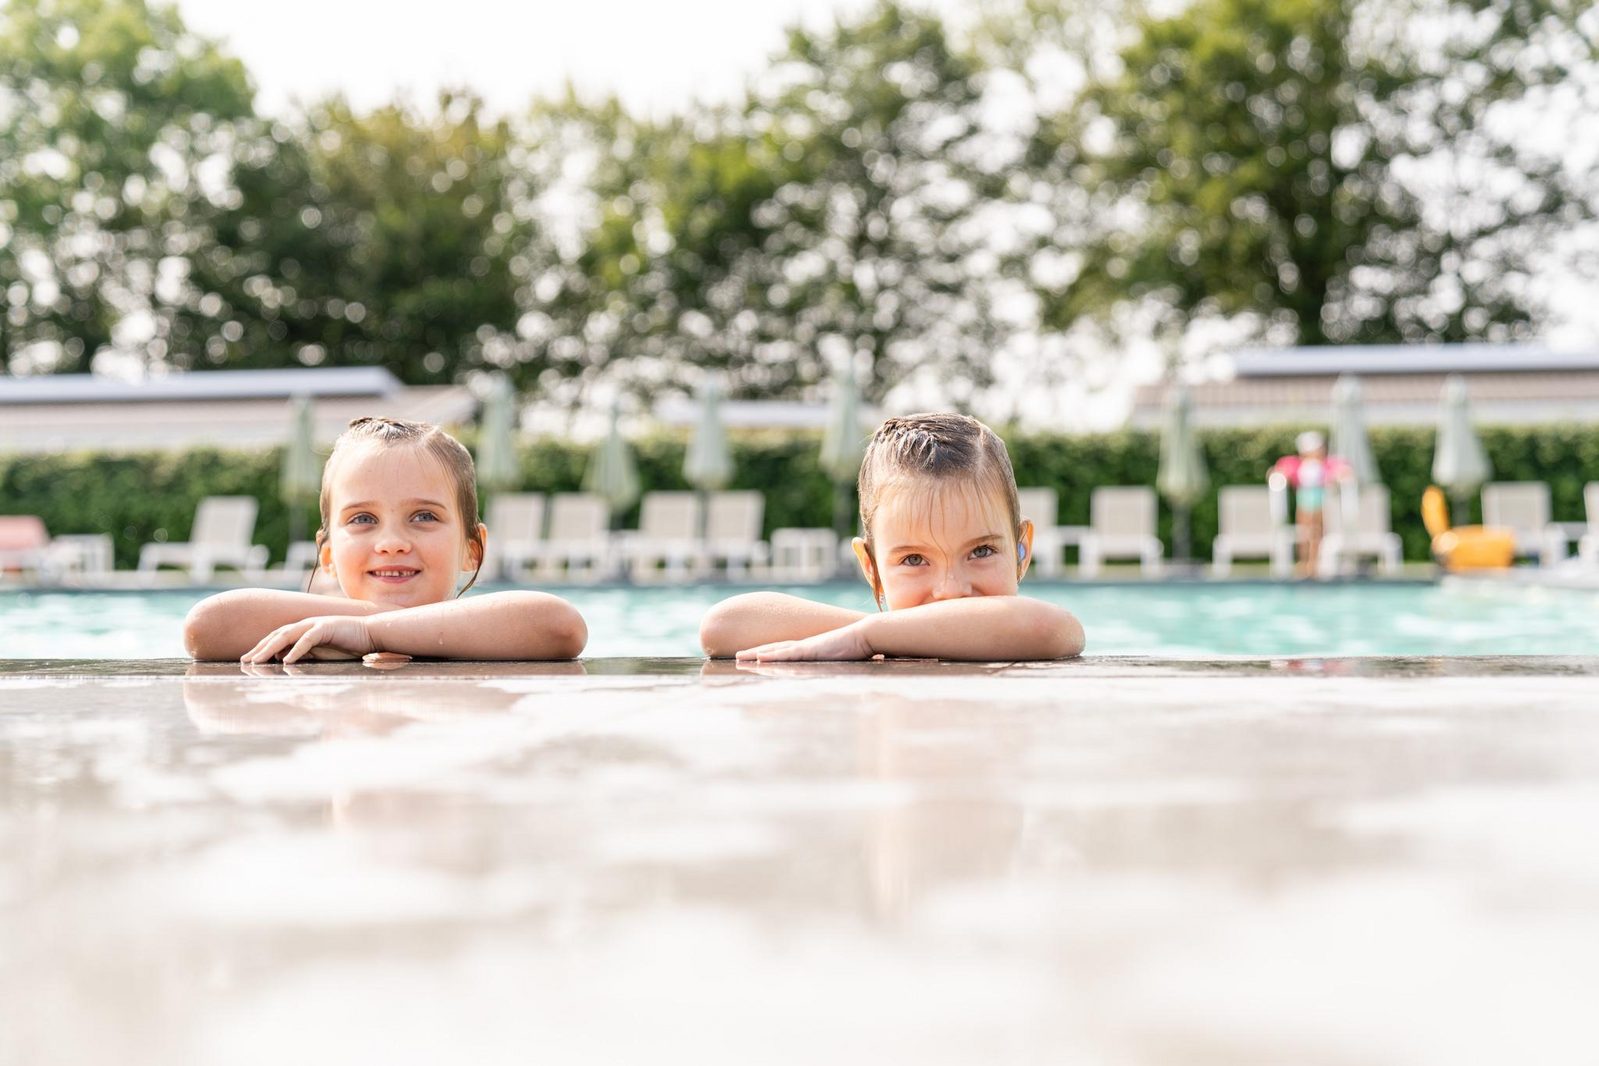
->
xmin=0 ymin=0 xmax=253 ymax=373
xmin=1029 ymin=0 xmax=1597 ymax=353
xmin=178 ymin=92 xmax=537 ymax=383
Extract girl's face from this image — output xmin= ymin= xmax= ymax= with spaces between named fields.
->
xmin=319 ymin=444 xmax=482 ymax=608
xmin=855 ymin=479 xmax=1033 ymax=611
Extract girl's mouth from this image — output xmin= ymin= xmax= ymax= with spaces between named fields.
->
xmin=368 ymin=568 xmax=420 ymax=583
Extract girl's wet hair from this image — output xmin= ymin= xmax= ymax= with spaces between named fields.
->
xmin=857 ymin=412 xmax=1021 ymax=553
xmin=311 ymin=416 xmax=485 ymax=595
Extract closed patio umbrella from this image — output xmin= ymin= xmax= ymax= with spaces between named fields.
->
xmin=584 ymin=402 xmax=641 ymax=525
xmin=1330 ymin=375 xmax=1379 ymax=485
xmin=1431 ymin=374 xmax=1491 ymax=523
xmin=819 ymin=359 xmax=865 ymax=539
xmin=684 ymin=378 xmax=734 ymax=491
xmin=279 ymin=395 xmax=321 ymax=547
xmin=684 ymin=377 xmax=734 ymax=542
xmin=474 ymin=374 xmax=520 ymax=500
xmin=1155 ymin=384 xmax=1208 ymax=565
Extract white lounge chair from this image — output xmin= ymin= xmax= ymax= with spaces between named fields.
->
xmin=1318 ymin=483 xmax=1402 ymax=577
xmin=532 ymin=493 xmax=612 ymax=581
xmin=697 ymin=491 xmax=768 ymax=579
xmin=1579 ymin=483 xmax=1599 ymax=566
xmin=1016 ymin=487 xmax=1082 ymax=577
xmin=1481 ymin=481 xmax=1568 ymax=565
xmin=768 ymin=527 xmax=840 ymax=582
xmin=138 ymin=496 xmax=269 ymax=581
xmin=1078 ymin=486 xmax=1163 ymax=577
xmin=1212 ymin=485 xmax=1294 ymax=577
xmin=483 ymin=492 xmax=546 ymax=581
xmin=617 ymin=491 xmax=702 ymax=582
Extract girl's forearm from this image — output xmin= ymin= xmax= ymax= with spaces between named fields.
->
xmin=857 ymin=597 xmax=1084 ymax=661
xmin=184 ymin=589 xmax=384 ymax=660
xmin=366 ymin=591 xmax=587 ymax=660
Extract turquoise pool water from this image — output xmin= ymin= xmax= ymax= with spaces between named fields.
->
xmin=3 ymin=580 xmax=1596 ymax=659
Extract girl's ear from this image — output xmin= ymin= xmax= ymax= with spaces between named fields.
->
xmin=851 ymin=537 xmax=883 ymax=604
xmin=317 ymin=532 xmax=333 ymax=572
xmin=466 ymin=523 xmax=488 ymax=570
xmin=1017 ymin=519 xmax=1035 ymax=580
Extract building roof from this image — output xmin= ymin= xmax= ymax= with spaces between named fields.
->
xmin=1130 ymin=343 xmax=1599 ymax=429
xmin=0 ymin=368 xmax=478 ymax=453
xmin=1230 ymin=343 xmax=1599 ymax=378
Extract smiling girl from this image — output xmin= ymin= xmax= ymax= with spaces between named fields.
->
xmin=185 ymin=416 xmax=586 ymax=663
xmin=699 ymin=413 xmax=1084 ymax=661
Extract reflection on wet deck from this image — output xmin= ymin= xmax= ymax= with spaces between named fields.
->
xmin=4 ymin=656 xmax=1597 ymax=1065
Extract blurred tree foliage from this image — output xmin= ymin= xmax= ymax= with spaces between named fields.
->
xmin=176 ymin=94 xmax=535 ymax=382
xmin=0 ymin=0 xmax=252 ymax=373
xmin=1030 ymin=0 xmax=1598 ymax=354
xmin=1 ymin=0 xmax=1594 ymax=408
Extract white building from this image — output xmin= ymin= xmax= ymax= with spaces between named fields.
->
xmin=0 ymin=368 xmax=478 ymax=453
xmin=1128 ymin=344 xmax=1599 ymax=429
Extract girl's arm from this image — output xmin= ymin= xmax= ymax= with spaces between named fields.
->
xmin=735 ymin=596 xmax=1084 ymax=663
xmin=184 ymin=589 xmax=385 ymax=660
xmin=699 ymin=591 xmax=868 ymax=659
xmin=188 ymin=589 xmax=587 ymax=662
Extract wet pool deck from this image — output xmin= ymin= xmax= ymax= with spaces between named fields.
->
xmin=4 ymin=655 xmax=1597 ymax=1065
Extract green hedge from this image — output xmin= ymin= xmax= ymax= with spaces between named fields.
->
xmin=4 ymin=424 xmax=1595 ymax=569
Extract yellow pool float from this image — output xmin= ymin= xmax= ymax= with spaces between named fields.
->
xmin=1421 ymin=486 xmax=1516 ymax=570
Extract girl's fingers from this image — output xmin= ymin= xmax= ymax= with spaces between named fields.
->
xmin=281 ymin=625 xmax=326 ymax=665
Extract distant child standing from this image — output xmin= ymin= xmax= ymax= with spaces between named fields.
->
xmin=700 ymin=413 xmax=1085 ymax=661
xmin=185 ymin=416 xmax=587 ymax=663
xmin=1269 ymin=430 xmax=1351 ymax=578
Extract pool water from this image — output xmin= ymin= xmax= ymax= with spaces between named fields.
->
xmin=3 ymin=580 xmax=1597 ymax=659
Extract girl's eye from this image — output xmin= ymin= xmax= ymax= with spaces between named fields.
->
xmin=412 ymin=510 xmax=439 ymax=522
xmin=898 ymin=553 xmax=926 ymax=567
xmin=971 ymin=544 xmax=998 ymax=559
xmin=348 ymin=513 xmax=376 ymax=525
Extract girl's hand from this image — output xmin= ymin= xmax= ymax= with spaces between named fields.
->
xmin=735 ymin=621 xmax=874 ymax=663
xmin=242 ymin=615 xmax=378 ymax=665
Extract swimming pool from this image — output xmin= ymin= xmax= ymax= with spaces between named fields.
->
xmin=4 ymin=579 xmax=1596 ymax=658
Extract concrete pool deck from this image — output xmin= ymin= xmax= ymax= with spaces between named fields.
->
xmin=4 ymin=655 xmax=1597 ymax=1065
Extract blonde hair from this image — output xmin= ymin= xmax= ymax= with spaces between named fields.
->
xmin=857 ymin=412 xmax=1021 ymax=553
xmin=313 ymin=416 xmax=485 ymax=595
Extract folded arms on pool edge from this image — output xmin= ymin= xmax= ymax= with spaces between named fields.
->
xmin=183 ymin=588 xmax=589 ymax=662
xmin=699 ymin=591 xmax=1086 ymax=662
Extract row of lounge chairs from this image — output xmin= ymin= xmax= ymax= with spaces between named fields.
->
xmin=5 ymin=481 xmax=1598 ymax=585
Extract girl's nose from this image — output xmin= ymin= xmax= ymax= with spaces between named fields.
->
xmin=374 ymin=525 xmax=412 ymax=552
xmin=930 ymin=566 xmax=972 ymax=601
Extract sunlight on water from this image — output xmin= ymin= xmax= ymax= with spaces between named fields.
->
xmin=3 ymin=580 xmax=1597 ymax=660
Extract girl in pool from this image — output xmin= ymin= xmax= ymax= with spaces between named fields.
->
xmin=700 ymin=412 xmax=1085 ymax=661
xmin=185 ymin=416 xmax=587 ymax=663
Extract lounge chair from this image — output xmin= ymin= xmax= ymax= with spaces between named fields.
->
xmin=1318 ymin=483 xmax=1403 ymax=577
xmin=532 ymin=493 xmax=612 ymax=581
xmin=138 ymin=496 xmax=269 ymax=581
xmin=482 ymin=493 xmax=546 ymax=581
xmin=0 ymin=516 xmax=50 ymax=576
xmin=1480 ymin=481 xmax=1569 ymax=565
xmin=616 ymin=491 xmax=702 ymax=582
xmin=1078 ymin=486 xmax=1163 ymax=577
xmin=1577 ymin=482 xmax=1599 ymax=566
xmin=769 ymin=527 xmax=840 ymax=582
xmin=1212 ymin=485 xmax=1294 ymax=577
xmin=697 ymin=491 xmax=768 ymax=579
xmin=1016 ymin=487 xmax=1083 ymax=578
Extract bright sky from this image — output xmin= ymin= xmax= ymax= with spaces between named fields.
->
xmin=171 ymin=0 xmax=958 ymax=118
